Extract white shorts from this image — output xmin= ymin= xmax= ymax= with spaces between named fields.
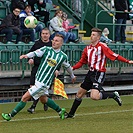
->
xmin=28 ymin=80 xmax=49 ymax=100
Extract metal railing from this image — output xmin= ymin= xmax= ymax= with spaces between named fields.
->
xmin=96 ymin=0 xmax=114 ymax=11
xmin=95 ymin=9 xmax=133 ymax=41
xmin=0 ymin=42 xmax=133 ymax=79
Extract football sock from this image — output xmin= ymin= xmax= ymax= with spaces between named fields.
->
xmin=100 ymin=92 xmax=115 ymax=99
xmin=69 ymin=97 xmax=82 ymax=116
xmin=46 ymin=98 xmax=61 ymax=112
xmin=10 ymin=101 xmax=26 ymax=117
xmin=32 ymin=98 xmax=39 ymax=107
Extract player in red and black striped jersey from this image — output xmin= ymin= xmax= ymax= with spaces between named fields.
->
xmin=66 ymin=27 xmax=133 ymax=118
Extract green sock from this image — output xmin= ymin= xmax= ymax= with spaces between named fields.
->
xmin=10 ymin=101 xmax=26 ymax=117
xmin=46 ymin=98 xmax=61 ymax=112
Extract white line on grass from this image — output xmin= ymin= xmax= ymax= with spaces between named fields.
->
xmin=0 ymin=109 xmax=132 ymax=123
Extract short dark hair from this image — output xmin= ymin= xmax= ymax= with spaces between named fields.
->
xmin=13 ymin=7 xmax=21 ymax=11
xmin=41 ymin=28 xmax=50 ymax=32
xmin=40 ymin=28 xmax=50 ymax=36
xmin=91 ymin=27 xmax=102 ymax=36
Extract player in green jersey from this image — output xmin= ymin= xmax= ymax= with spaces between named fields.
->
xmin=2 ymin=34 xmax=76 ymax=121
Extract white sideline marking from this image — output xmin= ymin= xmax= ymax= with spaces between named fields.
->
xmin=0 ymin=109 xmax=133 ymax=123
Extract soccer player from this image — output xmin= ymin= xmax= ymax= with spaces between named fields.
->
xmin=65 ymin=27 xmax=133 ymax=118
xmin=27 ymin=28 xmax=52 ymax=113
xmin=2 ymin=34 xmax=76 ymax=121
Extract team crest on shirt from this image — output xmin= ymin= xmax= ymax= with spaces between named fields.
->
xmin=95 ymin=51 xmax=98 ymax=56
xmin=47 ymin=58 xmax=57 ymax=67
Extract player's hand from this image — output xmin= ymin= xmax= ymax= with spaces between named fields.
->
xmin=28 ymin=59 xmax=34 ymax=65
xmin=55 ymin=70 xmax=59 ymax=77
xmin=128 ymin=60 xmax=133 ymax=64
xmin=71 ymin=76 xmax=76 ymax=83
xmin=20 ymin=55 xmax=28 ymax=59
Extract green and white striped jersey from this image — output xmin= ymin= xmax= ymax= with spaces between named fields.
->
xmin=27 ymin=46 xmax=70 ymax=88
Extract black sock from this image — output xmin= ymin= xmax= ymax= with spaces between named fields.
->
xmin=69 ymin=97 xmax=82 ymax=116
xmin=32 ymin=98 xmax=39 ymax=108
xmin=101 ymin=92 xmax=115 ymax=99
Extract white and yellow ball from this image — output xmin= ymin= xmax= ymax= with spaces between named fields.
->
xmin=24 ymin=16 xmax=38 ymax=28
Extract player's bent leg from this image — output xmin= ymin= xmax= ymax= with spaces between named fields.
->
xmin=66 ymin=88 xmax=86 ymax=118
xmin=39 ymin=96 xmax=48 ymax=111
xmin=2 ymin=100 xmax=27 ymax=121
xmin=113 ymin=91 xmax=122 ymax=106
xmin=39 ymin=95 xmax=48 ymax=104
xmin=44 ymin=97 xmax=66 ymax=120
xmin=22 ymin=91 xmax=32 ymax=102
xmin=90 ymin=89 xmax=101 ymax=100
xmin=76 ymin=88 xmax=87 ymax=98
xmin=27 ymin=98 xmax=39 ymax=113
xmin=2 ymin=91 xmax=31 ymax=121
xmin=96 ymin=89 xmax=122 ymax=106
xmin=43 ymin=104 xmax=48 ymax=111
xmin=39 ymin=95 xmax=47 ymax=104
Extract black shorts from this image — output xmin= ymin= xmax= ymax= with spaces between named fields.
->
xmin=30 ymin=65 xmax=39 ymax=85
xmin=80 ymin=70 xmax=105 ymax=92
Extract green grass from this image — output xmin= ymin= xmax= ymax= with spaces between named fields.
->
xmin=0 ymin=95 xmax=133 ymax=133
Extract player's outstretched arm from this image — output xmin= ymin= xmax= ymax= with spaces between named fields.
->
xmin=20 ymin=55 xmax=28 ymax=59
xmin=71 ymin=76 xmax=76 ymax=83
xmin=62 ymin=61 xmax=76 ymax=83
xmin=71 ymin=67 xmax=76 ymax=83
xmin=66 ymin=66 xmax=76 ymax=83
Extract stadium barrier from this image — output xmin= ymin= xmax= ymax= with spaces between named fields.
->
xmin=0 ymin=42 xmax=133 ymax=102
xmin=0 ymin=42 xmax=133 ymax=78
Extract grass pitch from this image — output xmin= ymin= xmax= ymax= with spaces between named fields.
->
xmin=0 ymin=95 xmax=133 ymax=133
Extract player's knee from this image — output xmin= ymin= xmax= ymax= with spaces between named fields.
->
xmin=90 ymin=93 xmax=100 ymax=100
xmin=91 ymin=96 xmax=99 ymax=100
xmin=76 ymin=88 xmax=87 ymax=98
xmin=21 ymin=95 xmax=30 ymax=102
xmin=39 ymin=96 xmax=47 ymax=104
xmin=21 ymin=91 xmax=31 ymax=102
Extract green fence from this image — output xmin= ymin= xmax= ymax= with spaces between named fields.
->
xmin=0 ymin=42 xmax=133 ymax=78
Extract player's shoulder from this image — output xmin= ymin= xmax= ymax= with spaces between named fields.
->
xmin=60 ymin=50 xmax=68 ymax=58
xmin=40 ymin=46 xmax=49 ymax=51
xmin=99 ymin=42 xmax=108 ymax=48
xmin=47 ymin=46 xmax=52 ymax=50
xmin=60 ymin=50 xmax=67 ymax=55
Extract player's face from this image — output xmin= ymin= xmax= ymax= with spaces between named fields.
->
xmin=52 ymin=36 xmax=63 ymax=50
xmin=90 ymin=31 xmax=100 ymax=44
xmin=41 ymin=30 xmax=50 ymax=42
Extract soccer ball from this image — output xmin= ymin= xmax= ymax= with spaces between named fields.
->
xmin=24 ymin=16 xmax=38 ymax=28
